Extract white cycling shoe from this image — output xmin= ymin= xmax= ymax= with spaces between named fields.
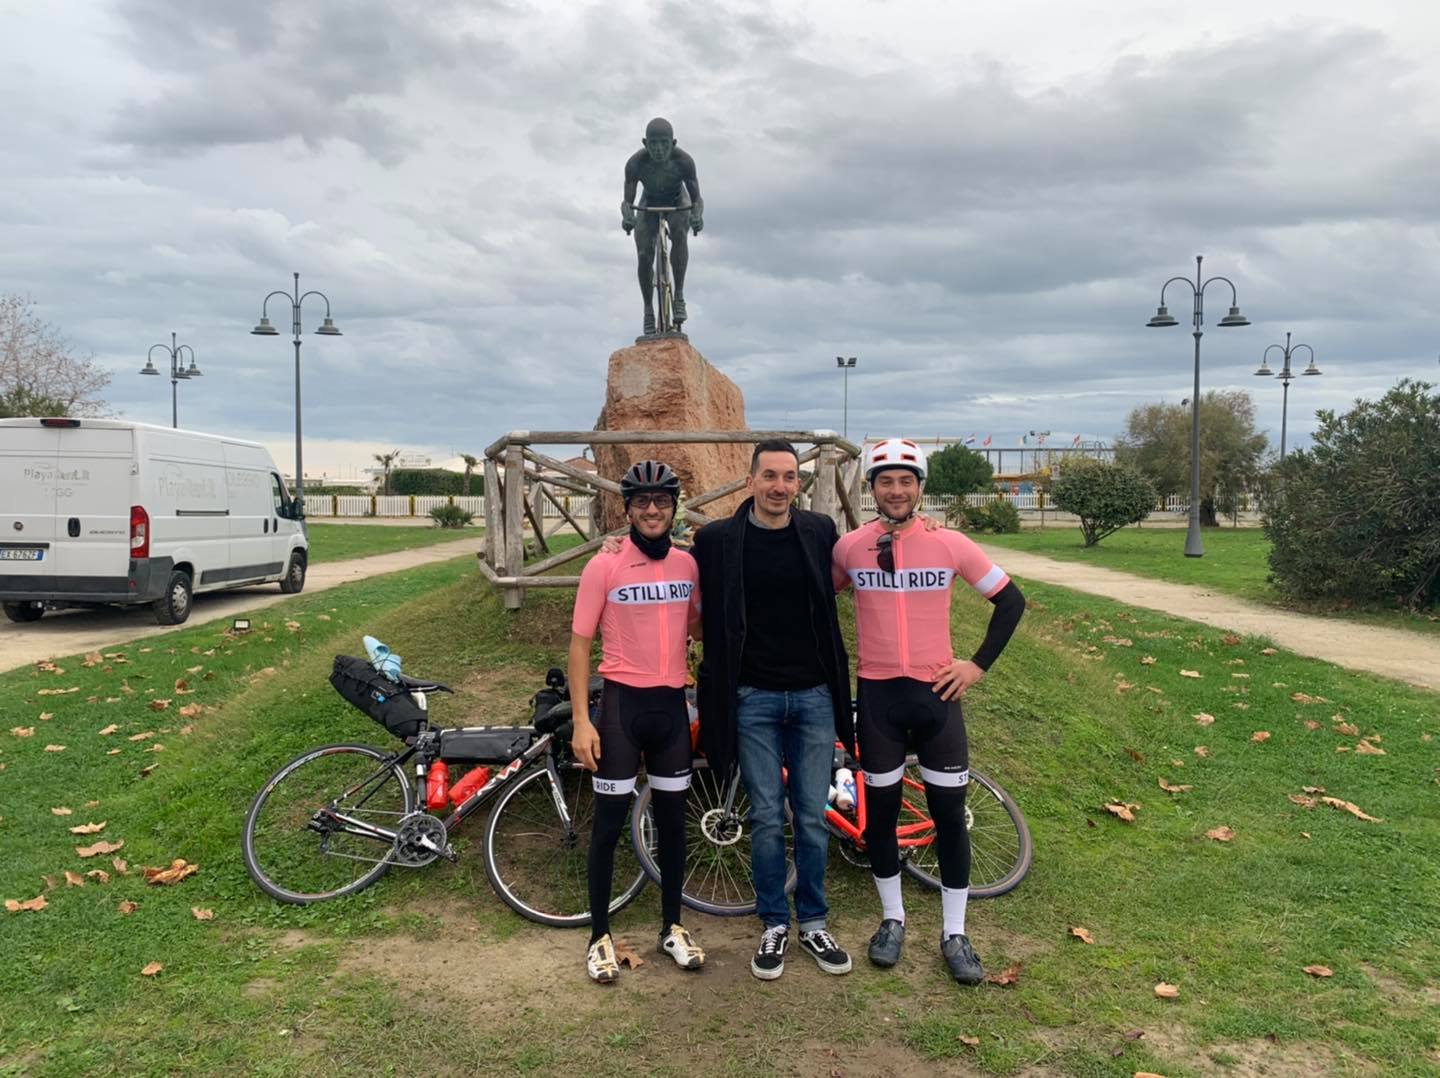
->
xmin=658 ymin=923 xmax=706 ymax=970
xmin=587 ymin=933 xmax=620 ymax=984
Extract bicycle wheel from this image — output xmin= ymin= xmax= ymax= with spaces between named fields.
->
xmin=484 ymin=762 xmax=647 ymax=928
xmin=243 ymin=743 xmax=412 ymax=904
xmin=631 ymin=759 xmax=798 ymax=917
xmin=899 ymin=768 xmax=1033 ymax=898
xmin=655 ymin=221 xmax=673 ymax=332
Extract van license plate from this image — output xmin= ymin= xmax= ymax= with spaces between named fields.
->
xmin=0 ymin=548 xmax=44 ymax=561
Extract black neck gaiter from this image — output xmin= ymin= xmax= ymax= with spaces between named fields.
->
xmin=629 ymin=524 xmax=672 ymax=561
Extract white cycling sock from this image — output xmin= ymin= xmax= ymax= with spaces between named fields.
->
xmin=941 ymin=885 xmax=969 ymax=938
xmin=873 ymin=872 xmax=904 ymax=924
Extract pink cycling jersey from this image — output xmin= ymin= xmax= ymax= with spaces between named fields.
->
xmin=571 ymin=538 xmax=700 ymax=689
xmin=833 ymin=519 xmax=1010 ymax=681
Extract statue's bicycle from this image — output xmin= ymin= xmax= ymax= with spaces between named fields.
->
xmin=638 ymin=203 xmax=686 ymax=335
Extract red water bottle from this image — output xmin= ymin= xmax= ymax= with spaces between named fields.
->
xmin=449 ymin=765 xmax=492 ymax=806
xmin=425 ymin=760 xmax=451 ymax=810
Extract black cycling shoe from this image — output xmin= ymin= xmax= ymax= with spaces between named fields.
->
xmin=867 ymin=919 xmax=905 ymax=968
xmin=672 ymin=295 xmax=687 ymax=325
xmin=941 ymin=933 xmax=984 ymax=986
xmin=642 ymin=308 xmax=656 ymax=335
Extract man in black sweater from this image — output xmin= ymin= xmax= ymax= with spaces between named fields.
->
xmin=691 ymin=440 xmax=855 ymax=980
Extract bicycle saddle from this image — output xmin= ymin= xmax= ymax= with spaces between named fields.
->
xmin=397 ymin=673 xmax=452 ymax=693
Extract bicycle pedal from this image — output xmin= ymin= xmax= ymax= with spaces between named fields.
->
xmin=440 ymin=845 xmax=459 ymax=863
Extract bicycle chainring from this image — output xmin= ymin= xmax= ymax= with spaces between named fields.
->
xmin=393 ymin=812 xmax=448 ymax=867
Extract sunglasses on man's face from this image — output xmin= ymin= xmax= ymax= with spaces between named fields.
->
xmin=630 ymin=494 xmax=674 ymax=510
xmin=876 ymin=531 xmax=895 ymax=574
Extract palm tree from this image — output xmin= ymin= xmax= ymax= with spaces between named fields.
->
xmin=460 ymin=454 xmax=479 ymax=497
xmin=373 ymin=448 xmax=400 ymax=496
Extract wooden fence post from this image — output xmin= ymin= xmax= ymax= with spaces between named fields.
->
xmin=484 ymin=457 xmax=501 ymax=569
xmin=812 ymin=441 xmax=839 ymax=526
xmin=503 ymin=445 xmax=525 ymax=610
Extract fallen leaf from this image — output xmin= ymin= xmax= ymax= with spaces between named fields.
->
xmin=40 ymin=875 xmax=58 ymax=891
xmin=64 ymin=870 xmax=85 ymax=887
xmin=1302 ymin=785 xmax=1326 ymax=794
xmin=5 ymin=895 xmax=48 ymax=912
xmin=139 ymin=762 xmax=159 ymax=776
xmin=118 ymin=900 xmax=138 ymax=914
xmin=1301 ymin=831 xmax=1312 ymax=839
xmin=86 ymin=870 xmax=110 ymax=883
xmin=958 ymin=1035 xmax=980 ymax=1047
xmin=1135 ymin=1073 xmax=1168 ymax=1078
xmin=11 ymin=727 xmax=35 ymax=737
xmin=38 ymin=711 xmax=54 ymax=721
xmin=147 ymin=700 xmax=171 ymax=712
xmin=1221 ymin=633 xmax=1242 ymax=645
xmin=68 ymin=822 xmax=106 ymax=834
xmin=76 ymin=839 xmax=124 ymax=857
xmin=44 ymin=744 xmax=66 ymax=752
xmin=1251 ymin=731 xmax=1271 ymax=743
xmin=1115 ymin=679 xmax=1136 ymax=694
xmin=1292 ymin=691 xmax=1329 ymax=704
xmin=128 ymin=731 xmax=156 ymax=742
xmin=1125 ymin=1030 xmax=1146 ymax=1041
xmin=1158 ymin=778 xmax=1193 ymax=793
xmin=140 ymin=962 xmax=163 ymax=977
xmin=316 ymin=614 xmax=331 ymax=621
xmin=113 ymin=857 xmax=128 ymax=874
xmin=1125 ymin=747 xmax=1144 ymax=763
xmin=37 ymin=687 xmax=80 ymax=696
xmin=106 ymin=748 xmax=121 ymax=755
xmin=1303 ymin=720 xmax=1322 ymax=730
xmin=191 ymin=907 xmax=215 ymax=921
xmin=1194 ymin=713 xmax=1215 ymax=726
xmin=986 ymin=962 xmax=1022 ymax=987
xmin=51 ymin=806 xmax=73 ymax=816
xmin=1069 ymin=926 xmax=1095 ymax=945
xmin=143 ymin=859 xmax=198 ymax=886
xmin=1333 ymin=721 xmax=1360 ymax=736
xmin=1260 ymin=647 xmax=1278 ymax=655
xmin=1354 ymin=740 xmax=1386 ymax=755
xmin=174 ymin=679 xmax=193 ymax=695
xmin=1206 ymin=826 xmax=1236 ymax=842
xmin=1288 ymin=794 xmax=1317 ymax=809
xmin=178 ymin=703 xmax=203 ymax=719
xmin=1303 ymin=965 xmax=1333 ymax=978
xmin=253 ymin=667 xmax=277 ymax=679
xmin=1233 ymin=703 xmax=1250 ymax=710
xmin=1231 ymin=673 xmax=1250 ymax=679
xmin=83 ymin=651 xmax=104 ymax=667
xmin=178 ymin=725 xmax=193 ymax=736
xmin=146 ymin=743 xmax=164 ymax=753
xmin=1320 ymin=797 xmax=1383 ymax=822
xmin=1179 ymin=670 xmax=1201 ymax=679
xmin=612 ymin=938 xmax=645 ymax=969
xmin=98 ymin=724 xmax=119 ymax=736
xmin=1336 ymin=746 xmax=1351 ymax=753
xmin=1104 ymin=801 xmax=1140 ymax=822
xmin=1194 ymin=745 xmax=1211 ymax=758
xmin=1154 ymin=982 xmax=1180 ymax=999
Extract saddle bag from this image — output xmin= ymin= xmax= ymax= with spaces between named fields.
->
xmin=329 ymin=655 xmax=427 ymax=740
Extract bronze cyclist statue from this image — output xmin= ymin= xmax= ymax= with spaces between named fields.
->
xmin=622 ymin=117 xmax=704 ymax=338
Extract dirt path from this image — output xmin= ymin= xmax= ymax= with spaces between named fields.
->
xmin=982 ymin=544 xmax=1440 ymax=692
xmin=0 ymin=537 xmax=480 ymax=674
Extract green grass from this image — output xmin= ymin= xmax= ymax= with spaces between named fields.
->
xmin=2 ymin=555 xmax=1438 ymax=1075
xmin=303 ymin=522 xmax=481 ymax=564
xmin=983 ymin=527 xmax=1440 ymax=637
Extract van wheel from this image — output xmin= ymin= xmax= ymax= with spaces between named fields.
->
xmin=3 ymin=601 xmax=44 ymax=624
xmin=153 ymin=570 xmax=193 ymax=625
xmin=279 ymin=553 xmax=307 ymax=595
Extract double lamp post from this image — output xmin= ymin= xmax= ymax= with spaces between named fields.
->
xmin=250 ymin=272 xmax=342 ymax=517
xmin=836 ymin=355 xmax=857 ymax=439
xmin=1254 ymin=331 xmax=1321 ymax=460
xmin=138 ymin=332 xmax=201 ymax=428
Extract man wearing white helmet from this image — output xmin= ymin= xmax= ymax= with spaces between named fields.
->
xmin=832 ymin=438 xmax=1026 ymax=985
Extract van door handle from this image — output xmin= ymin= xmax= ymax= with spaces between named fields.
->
xmin=68 ymin=517 xmax=81 ymax=537
xmin=273 ymin=517 xmax=278 ymax=532
xmin=263 ymin=519 xmax=269 ymax=534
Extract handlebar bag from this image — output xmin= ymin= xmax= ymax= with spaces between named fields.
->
xmin=330 ymin=654 xmax=426 ymax=739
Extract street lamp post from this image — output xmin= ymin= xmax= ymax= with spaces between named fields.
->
xmin=250 ymin=272 xmax=342 ymax=517
xmin=1254 ymin=331 xmax=1320 ymax=460
xmin=1146 ymin=254 xmax=1251 ymax=558
xmin=139 ymin=332 xmax=201 ymax=429
xmin=836 ymin=355 xmax=857 ymax=439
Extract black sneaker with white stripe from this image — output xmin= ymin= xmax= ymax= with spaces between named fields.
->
xmin=799 ymin=928 xmax=852 ymax=975
xmin=751 ymin=924 xmax=789 ymax=980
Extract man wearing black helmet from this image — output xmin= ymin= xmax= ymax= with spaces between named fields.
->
xmin=569 ymin=460 xmax=705 ymax=984
xmin=622 ymin=117 xmax=704 ymax=335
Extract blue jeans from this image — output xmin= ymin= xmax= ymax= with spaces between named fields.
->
xmin=735 ymin=684 xmax=835 ymax=932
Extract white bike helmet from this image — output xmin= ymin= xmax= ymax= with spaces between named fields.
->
xmin=864 ymin=438 xmax=927 ymax=484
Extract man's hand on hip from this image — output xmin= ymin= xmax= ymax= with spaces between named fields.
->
xmin=932 ymin=659 xmax=984 ymax=701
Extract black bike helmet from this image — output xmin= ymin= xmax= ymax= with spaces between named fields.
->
xmin=620 ymin=459 xmax=681 ymax=504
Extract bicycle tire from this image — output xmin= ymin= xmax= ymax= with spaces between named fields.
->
xmin=484 ymin=762 xmax=647 ymax=928
xmin=655 ymin=220 xmax=673 ymax=332
xmin=899 ymin=768 xmax=1032 ymax=898
xmin=631 ymin=759 xmax=798 ymax=918
xmin=243 ymin=743 xmax=413 ymax=905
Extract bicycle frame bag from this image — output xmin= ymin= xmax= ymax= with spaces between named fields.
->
xmin=330 ymin=655 xmax=427 ymax=740
xmin=439 ymin=726 xmax=533 ymax=764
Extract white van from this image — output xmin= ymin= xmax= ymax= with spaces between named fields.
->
xmin=0 ymin=418 xmax=308 ymax=625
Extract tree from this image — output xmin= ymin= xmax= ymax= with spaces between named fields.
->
xmin=460 ymin=454 xmax=479 ymax=496
xmin=373 ymin=449 xmax=400 ymax=496
xmin=925 ymin=444 xmax=994 ymax=496
xmin=0 ymin=294 xmax=111 ymax=416
xmin=1050 ymin=460 xmax=1157 ymax=547
xmin=1264 ymin=380 xmax=1440 ymax=608
xmin=1116 ymin=390 xmax=1267 ymax=526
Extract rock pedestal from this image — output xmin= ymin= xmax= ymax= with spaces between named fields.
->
xmin=592 ymin=337 xmax=750 ymax=533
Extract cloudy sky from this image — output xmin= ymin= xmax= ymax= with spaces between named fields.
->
xmin=4 ymin=0 xmax=1438 ymax=477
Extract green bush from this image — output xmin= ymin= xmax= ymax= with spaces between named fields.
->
xmin=428 ymin=504 xmax=474 ymax=529
xmin=392 ymin=469 xmax=476 ymax=496
xmin=1050 ymin=461 xmax=1156 ymax=546
xmin=946 ymin=495 xmax=1022 ymax=534
xmin=1264 ymin=379 xmax=1440 ymax=608
xmin=925 ymin=445 xmax=994 ymax=496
